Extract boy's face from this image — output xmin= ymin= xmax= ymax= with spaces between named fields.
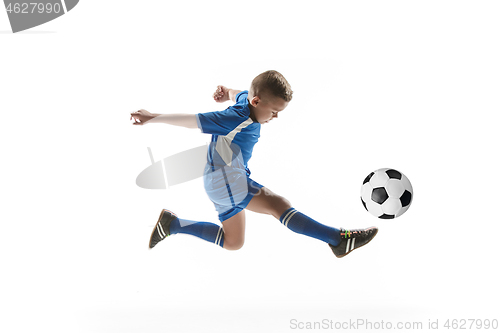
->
xmin=248 ymin=92 xmax=289 ymax=124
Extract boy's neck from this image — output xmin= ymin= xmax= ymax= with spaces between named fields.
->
xmin=247 ymin=98 xmax=258 ymax=122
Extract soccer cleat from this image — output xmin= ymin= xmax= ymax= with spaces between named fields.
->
xmin=149 ymin=209 xmax=178 ymax=249
xmin=329 ymin=227 xmax=378 ymax=258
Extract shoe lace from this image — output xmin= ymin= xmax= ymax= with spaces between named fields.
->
xmin=342 ymin=229 xmax=361 ymax=239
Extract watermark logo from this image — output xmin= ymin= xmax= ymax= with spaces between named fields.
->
xmin=136 ymin=146 xmax=209 ymax=190
xmin=3 ymin=0 xmax=79 ymax=33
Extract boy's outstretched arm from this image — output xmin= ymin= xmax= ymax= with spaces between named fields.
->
xmin=130 ymin=109 xmax=198 ymax=128
xmin=213 ymin=85 xmax=242 ymax=103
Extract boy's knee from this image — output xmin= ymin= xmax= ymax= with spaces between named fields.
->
xmin=271 ymin=195 xmax=292 ymax=218
xmin=224 ymin=241 xmax=245 ymax=251
xmin=224 ymin=238 xmax=244 ymax=251
xmin=279 ymin=195 xmax=292 ymax=208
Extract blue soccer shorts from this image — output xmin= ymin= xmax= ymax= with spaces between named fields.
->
xmin=203 ymin=163 xmax=263 ymax=222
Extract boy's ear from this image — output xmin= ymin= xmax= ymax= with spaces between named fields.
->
xmin=250 ymin=96 xmax=260 ymax=107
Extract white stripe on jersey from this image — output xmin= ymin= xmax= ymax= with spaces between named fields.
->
xmin=215 ymin=118 xmax=254 ymax=166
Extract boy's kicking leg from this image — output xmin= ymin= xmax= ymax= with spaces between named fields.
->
xmin=245 ymin=187 xmax=378 ymax=258
xmin=148 ymin=209 xmax=246 ymax=251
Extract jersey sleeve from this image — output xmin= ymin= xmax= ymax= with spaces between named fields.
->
xmin=235 ymin=90 xmax=248 ymax=103
xmin=196 ymin=108 xmax=247 ymax=136
xmin=197 ymin=91 xmax=250 ymax=136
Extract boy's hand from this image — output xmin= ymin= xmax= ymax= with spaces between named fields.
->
xmin=213 ymin=85 xmax=230 ymax=103
xmin=130 ymin=109 xmax=156 ymax=125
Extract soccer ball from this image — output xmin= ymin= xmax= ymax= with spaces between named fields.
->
xmin=360 ymin=168 xmax=413 ymax=219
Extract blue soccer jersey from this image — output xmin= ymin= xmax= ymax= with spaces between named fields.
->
xmin=196 ymin=91 xmax=261 ymax=176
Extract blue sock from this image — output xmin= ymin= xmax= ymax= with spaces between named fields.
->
xmin=279 ymin=208 xmax=341 ymax=246
xmin=169 ymin=218 xmax=224 ymax=248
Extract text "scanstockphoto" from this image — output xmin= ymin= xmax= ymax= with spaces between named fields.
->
xmin=290 ymin=319 xmax=423 ymax=330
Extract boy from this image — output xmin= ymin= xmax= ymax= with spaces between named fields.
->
xmin=130 ymin=70 xmax=377 ymax=258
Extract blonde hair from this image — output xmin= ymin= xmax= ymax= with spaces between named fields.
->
xmin=250 ymin=70 xmax=293 ymax=102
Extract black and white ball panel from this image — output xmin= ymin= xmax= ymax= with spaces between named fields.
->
xmin=360 ymin=168 xmax=413 ymax=219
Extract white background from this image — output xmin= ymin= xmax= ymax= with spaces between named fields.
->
xmin=1 ymin=1 xmax=499 ymax=332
